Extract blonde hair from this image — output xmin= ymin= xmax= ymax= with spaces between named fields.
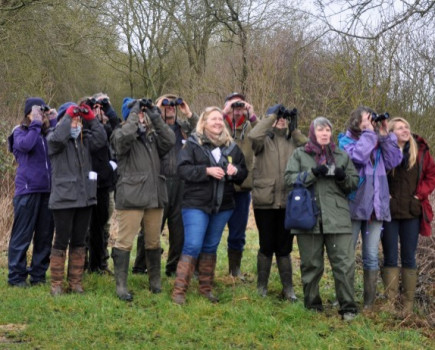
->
xmin=387 ymin=117 xmax=417 ymax=170
xmin=196 ymin=106 xmax=233 ymax=146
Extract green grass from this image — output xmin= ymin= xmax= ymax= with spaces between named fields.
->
xmin=0 ymin=229 xmax=433 ymax=349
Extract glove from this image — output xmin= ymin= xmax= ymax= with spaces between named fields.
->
xmin=31 ymin=105 xmax=43 ymax=122
xmin=80 ymin=104 xmax=95 ymax=121
xmin=266 ymin=104 xmax=284 ymax=117
xmin=289 ymin=109 xmax=298 ymax=133
xmin=66 ymin=105 xmax=80 ymax=118
xmin=312 ymin=164 xmax=329 ymax=177
xmin=145 ymin=106 xmax=162 ymax=120
xmin=100 ymin=101 xmax=111 ymax=114
xmin=47 ymin=108 xmax=58 ymax=121
xmin=334 ymin=167 xmax=346 ymax=181
xmin=127 ymin=99 xmax=142 ymax=115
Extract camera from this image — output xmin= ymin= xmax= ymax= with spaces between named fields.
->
xmin=277 ymin=106 xmax=297 ymax=121
xmin=139 ymin=98 xmax=153 ymax=109
xmin=371 ymin=112 xmax=389 ymax=123
xmin=162 ymin=97 xmax=183 ymax=107
xmin=231 ymin=101 xmax=245 ymax=109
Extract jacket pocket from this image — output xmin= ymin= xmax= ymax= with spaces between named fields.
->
xmin=52 ymin=176 xmax=77 ymax=202
xmin=117 ymin=173 xmax=149 ymax=208
xmin=409 ymin=197 xmax=422 ymax=217
xmin=252 ymin=178 xmax=275 ymax=206
xmin=86 ymin=179 xmax=97 ymax=201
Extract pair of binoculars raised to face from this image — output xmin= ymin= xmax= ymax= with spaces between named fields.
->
xmin=40 ymin=105 xmax=50 ymax=112
xmin=86 ymin=97 xmax=110 ymax=109
xmin=162 ymin=97 xmax=183 ymax=107
xmin=231 ymin=101 xmax=245 ymax=109
xmin=371 ymin=112 xmax=389 ymax=123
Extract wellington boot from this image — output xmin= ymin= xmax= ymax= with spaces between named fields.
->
xmin=363 ymin=269 xmax=378 ymax=310
xmin=172 ymin=255 xmax=196 ymax=305
xmin=50 ymin=249 xmax=66 ymax=296
xmin=401 ymin=268 xmax=417 ymax=315
xmin=198 ymin=253 xmax=218 ymax=303
xmin=381 ymin=267 xmax=400 ymax=311
xmin=112 ymin=248 xmax=133 ymax=302
xmin=67 ymin=247 xmax=86 ymax=294
xmin=276 ymin=255 xmax=298 ymax=302
xmin=228 ymin=249 xmax=244 ymax=280
xmin=145 ymin=249 xmax=162 ymax=294
xmin=257 ymin=252 xmax=272 ymax=297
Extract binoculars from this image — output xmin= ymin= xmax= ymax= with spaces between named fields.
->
xmin=371 ymin=112 xmax=389 ymax=123
xmin=86 ymin=98 xmax=110 ymax=109
xmin=73 ymin=107 xmax=89 ymax=115
xmin=277 ymin=106 xmax=298 ymax=121
xmin=139 ymin=98 xmax=154 ymax=109
xmin=40 ymin=105 xmax=50 ymax=112
xmin=162 ymin=97 xmax=183 ymax=107
xmin=231 ymin=101 xmax=245 ymax=109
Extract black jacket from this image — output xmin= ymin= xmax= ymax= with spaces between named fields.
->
xmin=177 ymin=134 xmax=247 ymax=213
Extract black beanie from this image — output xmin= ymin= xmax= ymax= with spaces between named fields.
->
xmin=24 ymin=97 xmax=46 ymax=117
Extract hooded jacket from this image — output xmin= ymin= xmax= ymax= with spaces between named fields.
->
xmin=338 ymin=130 xmax=402 ymax=221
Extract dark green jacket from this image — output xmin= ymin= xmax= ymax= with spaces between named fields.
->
xmin=249 ymin=115 xmax=307 ymax=209
xmin=111 ymin=112 xmax=175 ymax=210
xmin=284 ymin=146 xmax=358 ymax=234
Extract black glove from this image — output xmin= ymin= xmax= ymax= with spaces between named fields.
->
xmin=266 ymin=104 xmax=284 ymax=117
xmin=145 ymin=106 xmax=162 ymax=121
xmin=334 ymin=167 xmax=346 ymax=181
xmin=289 ymin=112 xmax=298 ymax=133
xmin=127 ymin=99 xmax=142 ymax=115
xmin=312 ymin=165 xmax=329 ymax=177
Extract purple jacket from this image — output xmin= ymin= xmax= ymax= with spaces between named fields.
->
xmin=338 ymin=130 xmax=402 ymax=221
xmin=11 ymin=119 xmax=56 ymax=197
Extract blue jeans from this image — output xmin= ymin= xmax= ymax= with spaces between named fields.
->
xmin=227 ymin=191 xmax=251 ymax=251
xmin=352 ymin=220 xmax=383 ymax=270
xmin=382 ymin=218 xmax=420 ymax=269
xmin=182 ymin=208 xmax=233 ymax=258
xmin=8 ymin=193 xmax=54 ymax=285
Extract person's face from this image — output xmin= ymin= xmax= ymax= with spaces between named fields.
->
xmin=314 ymin=125 xmax=332 ymax=146
xmin=71 ymin=117 xmax=81 ymax=128
xmin=228 ymin=97 xmax=246 ymax=120
xmin=392 ymin=121 xmax=411 ymax=145
xmin=204 ymin=110 xmax=224 ymax=136
xmin=274 ymin=117 xmax=287 ymax=129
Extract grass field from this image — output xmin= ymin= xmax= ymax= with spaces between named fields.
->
xmin=0 ymin=228 xmax=433 ymax=349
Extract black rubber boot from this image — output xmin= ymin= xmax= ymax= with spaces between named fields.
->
xmin=145 ymin=249 xmax=162 ymax=294
xmin=257 ymin=251 xmax=272 ymax=297
xmin=228 ymin=248 xmax=243 ymax=279
xmin=276 ymin=254 xmax=298 ymax=302
xmin=363 ymin=269 xmax=378 ymax=310
xmin=112 ymin=248 xmax=133 ymax=302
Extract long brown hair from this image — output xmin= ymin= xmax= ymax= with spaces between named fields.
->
xmin=387 ymin=117 xmax=417 ymax=170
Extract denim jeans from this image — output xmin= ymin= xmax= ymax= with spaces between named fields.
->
xmin=8 ymin=193 xmax=54 ymax=285
xmin=227 ymin=191 xmax=251 ymax=252
xmin=182 ymin=208 xmax=233 ymax=258
xmin=382 ymin=218 xmax=420 ymax=269
xmin=352 ymin=219 xmax=383 ymax=270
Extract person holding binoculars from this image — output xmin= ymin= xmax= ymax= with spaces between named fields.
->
xmin=47 ymin=102 xmax=107 ymax=296
xmin=132 ymin=94 xmax=198 ymax=277
xmin=7 ymin=97 xmax=57 ymax=288
xmin=110 ymin=98 xmax=175 ymax=301
xmin=338 ymin=106 xmax=402 ymax=311
xmin=221 ymin=92 xmax=257 ymax=280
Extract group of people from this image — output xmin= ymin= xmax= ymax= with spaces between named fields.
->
xmin=7 ymin=93 xmax=435 ymax=321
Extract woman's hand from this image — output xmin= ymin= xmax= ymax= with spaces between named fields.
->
xmin=226 ymin=163 xmax=238 ymax=176
xmin=206 ymin=167 xmax=226 ymax=180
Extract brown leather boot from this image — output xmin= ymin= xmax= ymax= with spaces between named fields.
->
xmin=198 ymin=253 xmax=218 ymax=303
xmin=67 ymin=247 xmax=86 ymax=293
xmin=50 ymin=249 xmax=66 ymax=296
xmin=172 ymin=255 xmax=196 ymax=305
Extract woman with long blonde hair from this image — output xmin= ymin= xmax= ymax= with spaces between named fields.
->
xmin=172 ymin=106 xmax=247 ymax=305
xmin=382 ymin=117 xmax=435 ymax=314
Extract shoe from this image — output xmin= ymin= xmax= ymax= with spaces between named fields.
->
xmin=342 ymin=312 xmax=356 ymax=321
xmin=9 ymin=281 xmax=28 ymax=288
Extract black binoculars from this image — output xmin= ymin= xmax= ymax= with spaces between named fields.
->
xmin=162 ymin=97 xmax=183 ymax=107
xmin=40 ymin=105 xmax=50 ymax=112
xmin=371 ymin=112 xmax=389 ymax=123
xmin=277 ymin=106 xmax=297 ymax=120
xmin=139 ymin=98 xmax=153 ymax=109
xmin=231 ymin=101 xmax=245 ymax=109
xmin=86 ymin=98 xmax=110 ymax=109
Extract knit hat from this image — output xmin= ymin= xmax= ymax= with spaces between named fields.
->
xmin=121 ymin=97 xmax=135 ymax=120
xmin=24 ymin=97 xmax=46 ymax=117
xmin=57 ymin=102 xmax=76 ymax=121
xmin=224 ymin=92 xmax=245 ymax=103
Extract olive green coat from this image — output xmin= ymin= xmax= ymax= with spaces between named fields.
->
xmin=248 ymin=115 xmax=307 ymax=209
xmin=284 ymin=146 xmax=358 ymax=234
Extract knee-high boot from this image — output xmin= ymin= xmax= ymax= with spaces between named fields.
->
xmin=363 ymin=269 xmax=378 ymax=310
xmin=112 ymin=248 xmax=133 ymax=301
xmin=198 ymin=253 xmax=218 ymax=303
xmin=67 ymin=247 xmax=86 ymax=294
xmin=257 ymin=251 xmax=272 ymax=297
xmin=172 ymin=255 xmax=196 ymax=305
xmin=50 ymin=249 xmax=66 ymax=296
xmin=401 ymin=268 xmax=417 ymax=315
xmin=145 ymin=249 xmax=162 ymax=294
xmin=228 ymin=248 xmax=243 ymax=278
xmin=381 ymin=267 xmax=400 ymax=309
xmin=276 ymin=254 xmax=298 ymax=302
